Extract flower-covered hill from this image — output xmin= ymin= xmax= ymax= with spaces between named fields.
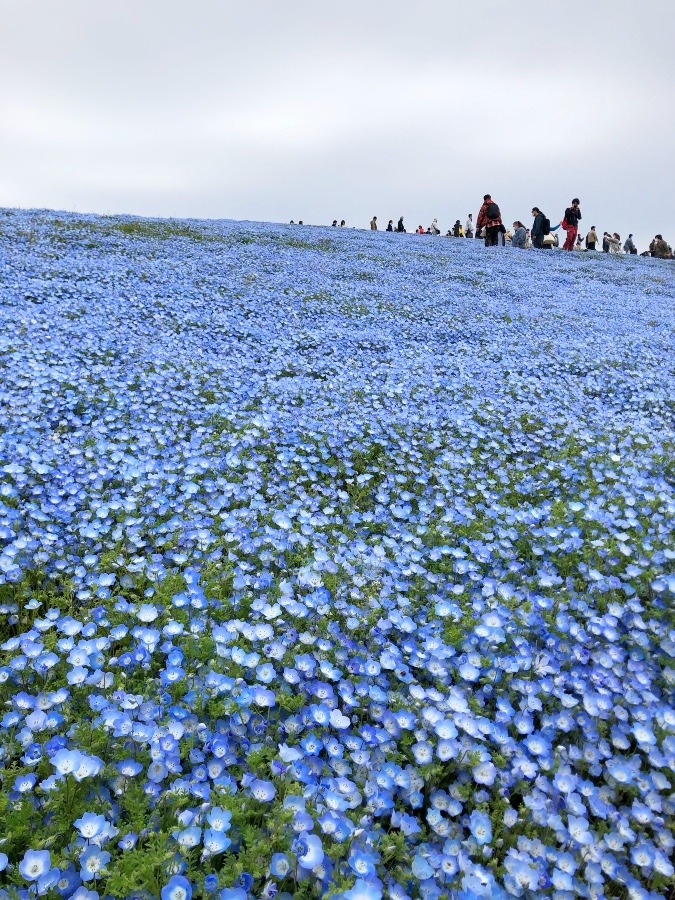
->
xmin=0 ymin=209 xmax=674 ymax=900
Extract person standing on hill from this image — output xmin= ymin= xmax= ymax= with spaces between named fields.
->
xmin=370 ymin=216 xmax=378 ymax=231
xmin=476 ymin=194 xmax=502 ymax=247
xmin=396 ymin=216 xmax=406 ymax=233
xmin=623 ymin=234 xmax=636 ymax=254
xmin=562 ymin=198 xmax=582 ymax=251
xmin=585 ymin=226 xmax=599 ymax=251
xmin=531 ymin=207 xmax=551 ymax=249
xmin=465 ymin=214 xmax=474 ymax=238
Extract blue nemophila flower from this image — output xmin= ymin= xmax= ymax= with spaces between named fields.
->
xmin=19 ymin=849 xmax=51 ymax=881
xmin=78 ymin=846 xmax=110 ymax=881
xmin=269 ymin=852 xmax=291 ymax=878
xmin=293 ymin=832 xmax=324 ymax=870
xmin=202 ymin=828 xmax=232 ymax=856
xmin=567 ymin=815 xmax=593 ymax=845
xmin=411 ymin=855 xmax=434 ymax=880
xmin=472 ymin=760 xmax=497 ymax=785
xmin=469 ymin=810 xmax=492 ymax=846
xmin=162 ymin=875 xmax=193 ymax=900
xmin=204 ymin=874 xmax=219 ymax=893
xmin=117 ymin=833 xmax=138 ymax=851
xmin=13 ymin=772 xmax=37 ymax=793
xmin=250 ymin=778 xmax=276 ymax=801
xmin=343 ymin=879 xmax=383 ymax=900
xmin=175 ymin=826 xmax=201 ymax=849
xmin=503 ymin=850 xmax=541 ymax=893
xmin=237 ymin=873 xmax=254 ymax=891
xmin=411 ymin=741 xmax=434 ymax=765
xmin=349 ymin=848 xmax=377 ymax=878
xmin=54 ymin=864 xmax=81 ymax=896
xmin=70 ymin=888 xmax=99 ymax=900
xmin=148 ymin=760 xmax=169 ymax=782
xmin=206 ymin=807 xmax=232 ymax=831
xmin=35 ymin=866 xmax=61 ymax=895
xmin=117 ymin=758 xmax=143 ymax=777
xmin=74 ymin=812 xmax=107 ymax=840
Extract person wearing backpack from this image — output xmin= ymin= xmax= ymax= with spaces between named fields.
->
xmin=623 ymin=234 xmax=637 ymax=254
xmin=531 ymin=207 xmax=551 ymax=249
xmin=562 ymin=198 xmax=582 ymax=251
xmin=476 ymin=194 xmax=503 ymax=246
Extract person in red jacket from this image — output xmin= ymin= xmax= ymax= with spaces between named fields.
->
xmin=476 ymin=194 xmax=503 ymax=247
xmin=562 ymin=198 xmax=582 ymax=251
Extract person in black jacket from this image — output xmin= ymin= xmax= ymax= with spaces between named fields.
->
xmin=396 ymin=217 xmax=406 ymax=233
xmin=562 ymin=198 xmax=582 ymax=251
xmin=531 ymin=207 xmax=550 ymax=249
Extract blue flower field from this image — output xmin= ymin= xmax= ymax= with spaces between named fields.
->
xmin=0 ymin=210 xmax=674 ymax=900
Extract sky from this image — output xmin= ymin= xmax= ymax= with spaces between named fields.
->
xmin=1 ymin=1 xmax=673 ymax=251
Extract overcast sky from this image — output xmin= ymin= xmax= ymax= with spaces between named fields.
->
xmin=1 ymin=1 xmax=673 ymax=250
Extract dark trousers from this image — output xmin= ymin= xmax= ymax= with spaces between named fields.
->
xmin=484 ymin=225 xmax=500 ymax=246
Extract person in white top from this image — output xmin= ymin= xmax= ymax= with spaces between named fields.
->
xmin=465 ymin=214 xmax=474 ymax=237
xmin=430 ymin=218 xmax=440 ymax=235
xmin=607 ymin=233 xmax=622 ymax=253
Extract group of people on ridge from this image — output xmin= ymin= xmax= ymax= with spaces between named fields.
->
xmin=365 ymin=196 xmax=671 ymax=257
xmin=294 ymin=202 xmax=672 ymax=258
